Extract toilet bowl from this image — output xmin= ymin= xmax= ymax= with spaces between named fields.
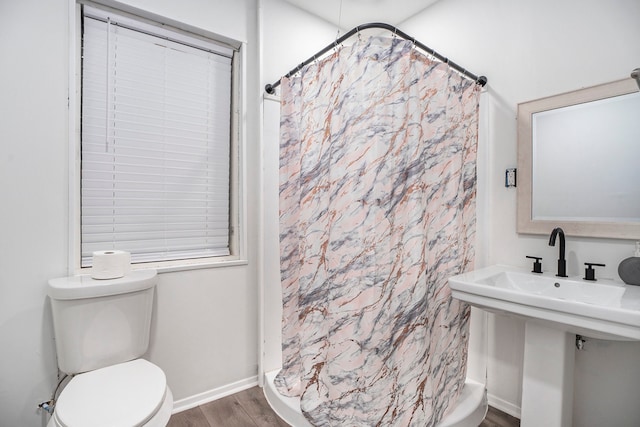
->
xmin=47 ymin=360 xmax=173 ymax=427
xmin=47 ymin=270 xmax=173 ymax=427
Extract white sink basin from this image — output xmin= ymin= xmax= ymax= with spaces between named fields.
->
xmin=449 ymin=265 xmax=640 ymax=341
xmin=476 ymin=270 xmax=626 ymax=307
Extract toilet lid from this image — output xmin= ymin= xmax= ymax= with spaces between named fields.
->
xmin=54 ymin=359 xmax=167 ymax=427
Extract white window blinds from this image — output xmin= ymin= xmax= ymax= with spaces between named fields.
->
xmin=80 ymin=6 xmax=234 ymax=266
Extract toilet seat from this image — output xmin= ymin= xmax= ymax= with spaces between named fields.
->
xmin=52 ymin=359 xmax=169 ymax=427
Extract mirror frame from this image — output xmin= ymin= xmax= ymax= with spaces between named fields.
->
xmin=517 ymin=78 xmax=640 ymax=239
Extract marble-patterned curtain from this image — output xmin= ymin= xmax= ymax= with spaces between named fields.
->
xmin=276 ymin=36 xmax=480 ymax=427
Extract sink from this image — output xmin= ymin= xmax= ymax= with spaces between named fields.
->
xmin=449 ymin=265 xmax=640 ymax=341
xmin=476 ymin=270 xmax=625 ymax=307
xmin=450 ymin=265 xmax=640 ymax=426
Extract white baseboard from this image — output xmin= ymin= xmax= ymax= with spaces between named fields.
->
xmin=487 ymin=393 xmax=521 ymax=419
xmin=171 ymin=375 xmax=259 ymax=414
xmin=171 ymin=375 xmax=521 ymax=422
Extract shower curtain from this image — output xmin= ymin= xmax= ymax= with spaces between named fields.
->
xmin=276 ymin=36 xmax=480 ymax=427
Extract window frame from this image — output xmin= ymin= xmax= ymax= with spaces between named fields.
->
xmin=68 ymin=0 xmax=247 ymax=274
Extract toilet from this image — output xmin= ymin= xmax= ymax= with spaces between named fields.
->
xmin=47 ymin=270 xmax=173 ymax=427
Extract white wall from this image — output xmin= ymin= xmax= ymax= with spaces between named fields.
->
xmin=0 ymin=3 xmax=67 ymax=426
xmin=0 ymin=0 xmax=261 ymax=425
xmin=260 ymin=0 xmax=341 ymax=374
xmin=401 ymin=0 xmax=640 ymax=423
xmin=261 ymin=0 xmax=341 ymax=85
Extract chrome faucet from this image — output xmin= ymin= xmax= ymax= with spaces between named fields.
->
xmin=549 ymin=227 xmax=567 ymax=277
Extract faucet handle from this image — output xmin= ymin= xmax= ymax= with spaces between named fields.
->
xmin=584 ymin=262 xmax=605 ymax=281
xmin=526 ymin=256 xmax=543 ymax=274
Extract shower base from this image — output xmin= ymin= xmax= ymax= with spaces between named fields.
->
xmin=263 ymin=370 xmax=488 ymax=427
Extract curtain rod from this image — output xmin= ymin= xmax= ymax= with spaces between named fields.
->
xmin=264 ymin=22 xmax=487 ymax=94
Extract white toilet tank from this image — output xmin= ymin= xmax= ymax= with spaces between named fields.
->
xmin=48 ymin=270 xmax=157 ymax=375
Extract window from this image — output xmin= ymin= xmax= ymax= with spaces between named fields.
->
xmin=77 ymin=5 xmax=240 ymax=268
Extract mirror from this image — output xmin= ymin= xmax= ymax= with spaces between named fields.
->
xmin=517 ymin=78 xmax=640 ymax=239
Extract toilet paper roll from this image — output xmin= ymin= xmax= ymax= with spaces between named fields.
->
xmin=91 ymin=250 xmax=132 ymax=280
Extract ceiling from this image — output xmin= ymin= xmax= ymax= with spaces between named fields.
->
xmin=282 ymin=0 xmax=442 ymax=30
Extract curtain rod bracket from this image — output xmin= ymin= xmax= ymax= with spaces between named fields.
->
xmin=265 ymin=83 xmax=275 ymax=95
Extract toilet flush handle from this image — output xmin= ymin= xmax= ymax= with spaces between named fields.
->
xmin=38 ymin=400 xmax=55 ymax=414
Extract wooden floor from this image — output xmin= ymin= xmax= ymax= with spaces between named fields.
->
xmin=168 ymin=386 xmax=520 ymax=427
xmin=480 ymin=405 xmax=521 ymax=427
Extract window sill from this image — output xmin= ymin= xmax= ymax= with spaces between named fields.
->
xmin=145 ymin=257 xmax=250 ymax=274
xmin=78 ymin=256 xmax=249 ymax=276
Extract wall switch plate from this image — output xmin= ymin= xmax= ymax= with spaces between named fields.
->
xmin=505 ymin=168 xmax=517 ymax=187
